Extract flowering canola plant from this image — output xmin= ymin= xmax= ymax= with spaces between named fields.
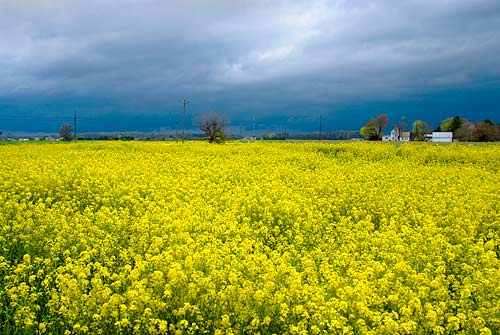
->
xmin=0 ymin=141 xmax=499 ymax=334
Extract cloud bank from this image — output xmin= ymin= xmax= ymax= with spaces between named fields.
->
xmin=1 ymin=0 xmax=500 ymax=130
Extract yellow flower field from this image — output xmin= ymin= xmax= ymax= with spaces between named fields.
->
xmin=0 ymin=141 xmax=499 ymax=334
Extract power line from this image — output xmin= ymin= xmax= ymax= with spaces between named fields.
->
xmin=0 ymin=115 xmax=93 ymax=121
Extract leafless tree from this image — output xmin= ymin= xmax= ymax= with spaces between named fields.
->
xmin=200 ymin=112 xmax=226 ymax=143
xmin=59 ymin=123 xmax=73 ymax=141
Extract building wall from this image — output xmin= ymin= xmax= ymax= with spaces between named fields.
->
xmin=432 ymin=132 xmax=453 ymax=142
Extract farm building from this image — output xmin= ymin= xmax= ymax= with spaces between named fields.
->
xmin=432 ymin=132 xmax=453 ymax=142
xmin=382 ymin=128 xmax=411 ymax=142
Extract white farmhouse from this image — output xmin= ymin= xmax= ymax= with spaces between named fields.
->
xmin=382 ymin=128 xmax=411 ymax=142
xmin=399 ymin=131 xmax=410 ymax=142
xmin=432 ymin=132 xmax=453 ymax=142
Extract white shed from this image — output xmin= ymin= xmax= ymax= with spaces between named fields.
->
xmin=432 ymin=132 xmax=453 ymax=142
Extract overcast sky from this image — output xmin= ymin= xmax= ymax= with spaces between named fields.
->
xmin=1 ymin=0 xmax=500 ymax=132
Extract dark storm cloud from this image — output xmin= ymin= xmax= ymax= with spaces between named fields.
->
xmin=1 ymin=0 xmax=500 ymax=124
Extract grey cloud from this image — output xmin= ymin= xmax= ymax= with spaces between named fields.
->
xmin=1 ymin=0 xmax=500 ymax=112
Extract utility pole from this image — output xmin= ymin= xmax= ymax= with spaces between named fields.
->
xmin=319 ymin=112 xmax=323 ymax=141
xmin=182 ymin=99 xmax=189 ymax=143
xmin=176 ymin=121 xmax=179 ymax=142
xmin=284 ymin=127 xmax=288 ymax=140
xmin=253 ymin=113 xmax=256 ymax=139
xmin=74 ymin=110 xmax=77 ymax=141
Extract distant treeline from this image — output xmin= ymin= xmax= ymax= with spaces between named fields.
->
xmin=261 ymin=130 xmax=361 ymax=141
xmin=73 ymin=131 xmax=361 ymax=141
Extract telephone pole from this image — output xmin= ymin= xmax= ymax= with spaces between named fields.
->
xmin=182 ymin=99 xmax=189 ymax=143
xmin=319 ymin=112 xmax=323 ymax=141
xmin=74 ymin=110 xmax=77 ymax=141
xmin=176 ymin=121 xmax=179 ymax=142
xmin=253 ymin=113 xmax=256 ymax=139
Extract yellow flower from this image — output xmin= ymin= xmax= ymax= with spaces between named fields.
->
xmin=1 ymin=141 xmax=499 ymax=334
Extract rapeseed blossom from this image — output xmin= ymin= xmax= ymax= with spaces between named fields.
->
xmin=0 ymin=141 xmax=499 ymax=334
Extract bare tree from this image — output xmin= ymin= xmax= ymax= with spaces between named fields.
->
xmin=200 ymin=112 xmax=226 ymax=143
xmin=59 ymin=123 xmax=73 ymax=141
